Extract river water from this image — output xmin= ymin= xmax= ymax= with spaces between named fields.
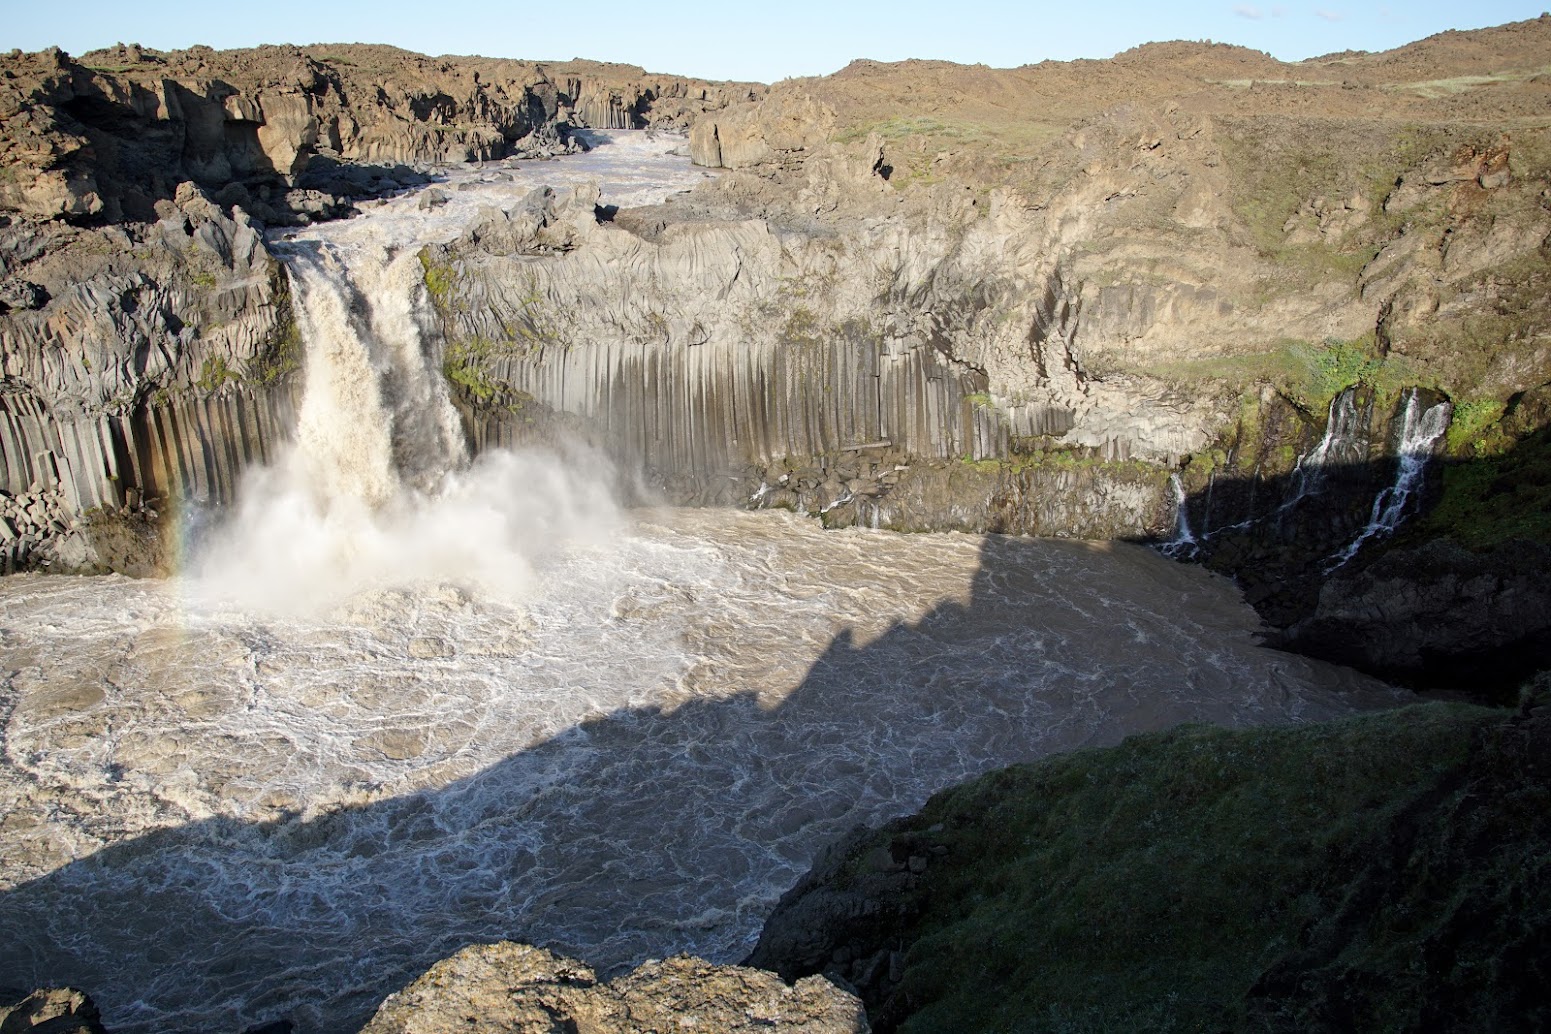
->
xmin=0 ymin=132 xmax=1404 ymax=1033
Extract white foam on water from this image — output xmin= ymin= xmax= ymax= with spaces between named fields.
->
xmin=0 ymin=132 xmax=1411 ymax=1034
xmin=0 ymin=511 xmax=1406 ymax=1034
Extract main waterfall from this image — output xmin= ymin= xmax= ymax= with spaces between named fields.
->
xmin=0 ymin=134 xmax=1409 ymax=1034
xmin=188 ymin=236 xmax=619 ymax=613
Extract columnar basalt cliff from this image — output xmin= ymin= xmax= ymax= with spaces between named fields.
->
xmin=3 ymin=21 xmax=1550 ymax=668
xmin=0 ymin=43 xmax=756 ymax=569
xmin=4 ymin=20 xmax=1551 ymax=1034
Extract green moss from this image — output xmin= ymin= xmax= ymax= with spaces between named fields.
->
xmin=782 ymin=305 xmax=822 ymax=347
xmin=1419 ymin=425 xmax=1551 ymax=548
xmin=1444 ymin=397 xmax=1510 ymax=456
xmin=418 ymin=249 xmax=459 ymax=310
xmin=847 ymin=703 xmax=1523 ymax=1033
xmin=195 ymin=355 xmax=240 ymax=392
xmin=1138 ymin=335 xmax=1412 ymax=412
xmin=248 ymin=279 xmax=303 ymax=386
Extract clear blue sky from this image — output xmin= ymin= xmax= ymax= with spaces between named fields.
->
xmin=4 ymin=1 xmax=1546 ymax=83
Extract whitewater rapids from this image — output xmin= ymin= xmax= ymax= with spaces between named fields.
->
xmin=0 ymin=131 xmax=1405 ymax=1034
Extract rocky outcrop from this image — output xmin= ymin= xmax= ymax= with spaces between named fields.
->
xmin=1282 ymin=538 xmax=1551 ymax=696
xmin=0 ymin=986 xmax=107 ymax=1034
xmin=0 ymin=44 xmax=758 ymax=226
xmin=359 ymin=941 xmax=867 ymax=1034
xmin=690 ymin=90 xmax=836 ymax=169
xmin=0 ymin=179 xmax=298 ymax=570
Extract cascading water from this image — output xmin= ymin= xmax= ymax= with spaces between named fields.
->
xmin=1288 ymin=387 xmax=1364 ymax=506
xmin=0 ymin=133 xmax=1411 ymax=1034
xmin=1326 ymin=390 xmax=1452 ymax=571
xmin=1160 ymin=472 xmax=1198 ymax=558
xmin=186 ymin=234 xmax=623 ymax=615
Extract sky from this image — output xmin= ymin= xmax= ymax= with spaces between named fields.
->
xmin=4 ymin=1 xmax=1547 ymax=83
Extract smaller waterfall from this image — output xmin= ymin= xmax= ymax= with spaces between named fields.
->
xmin=1161 ymin=473 xmax=1198 ymax=558
xmin=1326 ymin=390 xmax=1452 ymax=571
xmin=1289 ymin=388 xmax=1363 ymax=505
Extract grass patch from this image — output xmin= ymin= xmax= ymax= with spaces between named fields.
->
xmin=783 ymin=701 xmax=1551 ymax=1033
xmin=1444 ymin=397 xmax=1510 ymax=456
xmin=1138 ymin=335 xmax=1414 ymax=411
xmin=1419 ymin=424 xmax=1551 ymax=548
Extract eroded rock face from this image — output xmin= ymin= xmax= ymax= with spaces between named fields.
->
xmin=0 ymin=986 xmax=107 ymax=1034
xmin=0 ymin=181 xmax=298 ymax=530
xmin=1282 ymin=538 xmax=1551 ymax=697
xmin=359 ymin=942 xmax=869 ymax=1034
xmin=0 ymin=44 xmax=759 ymax=227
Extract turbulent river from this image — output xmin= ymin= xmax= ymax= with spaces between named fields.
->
xmin=0 ymin=132 xmax=1403 ymax=1033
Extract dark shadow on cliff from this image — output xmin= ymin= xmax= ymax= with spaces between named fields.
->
xmin=0 ymin=529 xmax=1393 ymax=1034
xmin=1160 ymin=419 xmax=1551 ymax=701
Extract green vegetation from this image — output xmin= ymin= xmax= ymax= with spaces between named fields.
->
xmin=195 ymin=355 xmax=240 ymax=392
xmin=1139 ymin=335 xmax=1413 ymax=411
xmin=418 ymin=250 xmax=459 ymax=309
xmin=1444 ymin=397 xmax=1510 ymax=455
xmin=814 ymin=702 xmax=1551 ymax=1033
xmin=781 ymin=305 xmax=822 ymax=347
xmin=441 ymin=337 xmax=509 ymax=404
xmin=1419 ymin=425 xmax=1551 ymax=548
xmin=958 ymin=449 xmax=1165 ymax=483
xmin=832 ymin=114 xmax=1065 ymax=190
xmin=248 ymin=314 xmax=302 ymax=387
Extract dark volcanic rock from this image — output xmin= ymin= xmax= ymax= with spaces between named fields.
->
xmin=1281 ymin=538 xmax=1551 ymax=698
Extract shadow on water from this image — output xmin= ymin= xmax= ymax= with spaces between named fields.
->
xmin=0 ymin=533 xmax=1403 ymax=1034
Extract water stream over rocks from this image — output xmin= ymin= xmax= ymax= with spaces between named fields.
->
xmin=0 ymin=132 xmax=1407 ymax=1034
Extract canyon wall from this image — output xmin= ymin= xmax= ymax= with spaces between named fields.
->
xmin=0 ymin=43 xmax=759 ymax=224
xmin=3 ymin=21 xmax=1550 ymax=684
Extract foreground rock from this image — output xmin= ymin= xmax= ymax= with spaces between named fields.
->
xmin=0 ymin=987 xmax=107 ymax=1034
xmin=359 ymin=942 xmax=868 ymax=1034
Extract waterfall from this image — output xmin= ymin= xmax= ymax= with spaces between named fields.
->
xmin=284 ymin=241 xmax=469 ymax=506
xmin=1161 ymin=472 xmax=1198 ymax=558
xmin=188 ymin=239 xmax=620 ymax=613
xmin=1289 ymin=387 xmax=1362 ymax=504
xmin=1326 ymin=390 xmax=1452 ymax=571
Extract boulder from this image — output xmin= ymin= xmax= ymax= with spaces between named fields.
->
xmin=358 ymin=941 xmax=869 ymax=1034
xmin=0 ymin=986 xmax=108 ymax=1034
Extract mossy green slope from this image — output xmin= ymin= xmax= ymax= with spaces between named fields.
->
xmin=755 ymin=702 xmax=1551 ymax=1032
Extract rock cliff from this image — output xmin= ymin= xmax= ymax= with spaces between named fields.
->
xmin=4 ymin=20 xmax=1550 ymax=676
xmin=0 ymin=43 xmax=755 ymax=571
xmin=0 ymin=43 xmax=758 ymax=224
